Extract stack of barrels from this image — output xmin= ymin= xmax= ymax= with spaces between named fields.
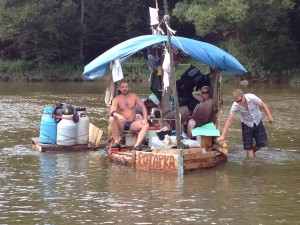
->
xmin=39 ymin=106 xmax=90 ymax=146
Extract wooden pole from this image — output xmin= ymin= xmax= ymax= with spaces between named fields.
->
xmin=163 ymin=0 xmax=183 ymax=148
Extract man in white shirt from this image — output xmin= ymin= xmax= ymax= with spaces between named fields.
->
xmin=217 ymin=89 xmax=274 ymax=158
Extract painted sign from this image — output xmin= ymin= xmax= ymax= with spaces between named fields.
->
xmin=135 ymin=152 xmax=178 ymax=172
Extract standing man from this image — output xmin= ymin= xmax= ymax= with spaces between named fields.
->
xmin=109 ymin=81 xmax=149 ymax=151
xmin=217 ymin=89 xmax=274 ymax=158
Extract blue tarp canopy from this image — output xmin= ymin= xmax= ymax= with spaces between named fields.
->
xmin=83 ymin=35 xmax=247 ymax=79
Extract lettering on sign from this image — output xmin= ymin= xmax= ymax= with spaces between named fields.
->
xmin=136 ymin=152 xmax=177 ymax=170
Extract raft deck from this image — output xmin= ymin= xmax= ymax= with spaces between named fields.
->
xmin=31 ymin=138 xmax=99 ymax=152
xmin=32 ymin=123 xmax=103 ymax=152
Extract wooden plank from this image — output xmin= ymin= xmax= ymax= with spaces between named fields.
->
xmin=183 ymin=148 xmax=202 ymax=154
xmin=89 ymin=123 xmax=103 ymax=147
xmin=184 ymin=161 xmax=216 ymax=169
xmin=31 ymin=137 xmax=97 ymax=152
xmin=183 ymin=151 xmax=217 ymax=160
xmin=134 ymin=151 xmax=178 ymax=173
xmin=131 ymin=150 xmax=136 ymax=168
xmin=184 ymin=157 xmax=217 ymax=170
xmin=152 ymin=148 xmax=179 ymax=154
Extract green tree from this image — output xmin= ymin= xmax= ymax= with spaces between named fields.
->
xmin=0 ymin=0 xmax=82 ymax=67
xmin=173 ymin=0 xmax=299 ymax=75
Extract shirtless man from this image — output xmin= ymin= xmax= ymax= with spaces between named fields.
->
xmin=109 ymin=81 xmax=149 ymax=150
xmin=186 ymin=86 xmax=214 ymax=139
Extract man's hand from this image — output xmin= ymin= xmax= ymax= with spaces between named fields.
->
xmin=140 ymin=119 xmax=148 ymax=126
xmin=217 ymin=135 xmax=225 ymax=142
xmin=268 ymin=116 xmax=274 ymax=124
xmin=117 ymin=114 xmax=125 ymax=122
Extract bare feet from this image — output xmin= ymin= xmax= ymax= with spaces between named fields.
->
xmin=247 ymin=150 xmax=254 ymax=158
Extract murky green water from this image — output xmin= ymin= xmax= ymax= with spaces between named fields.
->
xmin=0 ymin=81 xmax=300 ymax=224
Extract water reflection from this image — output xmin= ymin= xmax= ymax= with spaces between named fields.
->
xmin=0 ymin=81 xmax=300 ymax=224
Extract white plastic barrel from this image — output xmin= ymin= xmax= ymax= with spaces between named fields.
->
xmin=57 ymin=114 xmax=77 ymax=146
xmin=76 ymin=108 xmax=89 ymax=144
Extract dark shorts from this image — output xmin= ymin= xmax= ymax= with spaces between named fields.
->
xmin=124 ymin=121 xmax=133 ymax=131
xmin=241 ymin=120 xmax=268 ymax=150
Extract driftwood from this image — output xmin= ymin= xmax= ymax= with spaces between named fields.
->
xmin=213 ymin=139 xmax=228 ymax=148
xmin=213 ymin=144 xmax=228 ymax=155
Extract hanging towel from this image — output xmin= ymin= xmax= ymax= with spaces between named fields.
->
xmin=105 ymin=79 xmax=114 ymax=107
xmin=111 ymin=59 xmax=123 ymax=82
xmin=162 ymin=50 xmax=171 ymax=90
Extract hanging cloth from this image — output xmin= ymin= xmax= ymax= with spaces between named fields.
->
xmin=149 ymin=7 xmax=159 ymax=26
xmin=104 ymin=79 xmax=115 ymax=107
xmin=110 ymin=59 xmax=123 ymax=82
xmin=150 ymin=69 xmax=162 ymax=101
xmin=162 ymin=49 xmax=171 ymax=90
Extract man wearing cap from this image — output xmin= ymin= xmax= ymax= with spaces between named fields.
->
xmin=217 ymin=89 xmax=274 ymax=158
xmin=109 ymin=81 xmax=149 ymax=151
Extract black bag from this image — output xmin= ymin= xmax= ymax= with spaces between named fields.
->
xmin=52 ymin=103 xmax=79 ymax=123
xmin=176 ymin=65 xmax=211 ymax=107
xmin=176 ymin=65 xmax=203 ymax=94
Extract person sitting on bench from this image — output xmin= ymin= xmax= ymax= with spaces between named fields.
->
xmin=186 ymin=86 xmax=215 ymax=139
xmin=109 ymin=81 xmax=149 ymax=151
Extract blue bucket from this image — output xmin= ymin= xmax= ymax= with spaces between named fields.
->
xmin=39 ymin=106 xmax=57 ymax=144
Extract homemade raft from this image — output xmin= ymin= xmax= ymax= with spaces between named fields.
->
xmin=108 ymin=142 xmax=228 ymax=174
xmin=32 ymin=123 xmax=103 ymax=152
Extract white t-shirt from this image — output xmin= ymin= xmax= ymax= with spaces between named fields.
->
xmin=230 ymin=93 xmax=262 ymax=127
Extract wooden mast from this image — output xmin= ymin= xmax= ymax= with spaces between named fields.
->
xmin=163 ymin=0 xmax=183 ymax=148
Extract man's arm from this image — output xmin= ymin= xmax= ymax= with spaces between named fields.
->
xmin=192 ymin=91 xmax=204 ymax=102
xmin=217 ymin=113 xmax=234 ymax=141
xmin=136 ymin=96 xmax=148 ymax=119
xmin=110 ymin=97 xmax=125 ymax=121
xmin=259 ymin=101 xmax=274 ymax=124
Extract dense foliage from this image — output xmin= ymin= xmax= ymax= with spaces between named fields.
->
xmin=0 ymin=0 xmax=299 ymax=81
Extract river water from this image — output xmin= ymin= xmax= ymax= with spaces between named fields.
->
xmin=0 ymin=81 xmax=299 ymax=225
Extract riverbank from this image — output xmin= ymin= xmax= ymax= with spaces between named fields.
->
xmin=0 ymin=59 xmax=299 ymax=84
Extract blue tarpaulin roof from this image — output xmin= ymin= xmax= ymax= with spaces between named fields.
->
xmin=83 ymin=35 xmax=247 ymax=79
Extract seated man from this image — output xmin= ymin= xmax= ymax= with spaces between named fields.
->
xmin=162 ymin=87 xmax=205 ymax=131
xmin=109 ymin=81 xmax=149 ymax=151
xmin=162 ymin=105 xmax=190 ymax=131
xmin=186 ymin=86 xmax=215 ymax=139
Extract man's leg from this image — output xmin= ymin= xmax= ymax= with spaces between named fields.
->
xmin=242 ymin=122 xmax=255 ymax=158
xmin=253 ymin=121 xmax=268 ymax=155
xmin=186 ymin=119 xmax=196 ymax=139
xmin=109 ymin=117 xmax=122 ymax=144
xmin=247 ymin=149 xmax=255 ymax=158
xmin=130 ymin=121 xmax=149 ymax=147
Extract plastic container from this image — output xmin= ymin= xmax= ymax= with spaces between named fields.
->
xmin=76 ymin=108 xmax=89 ymax=145
xmin=148 ymin=126 xmax=160 ymax=147
xmin=39 ymin=106 xmax=57 ymax=144
xmin=57 ymin=114 xmax=77 ymax=146
xmin=124 ymin=132 xmax=137 ymax=146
